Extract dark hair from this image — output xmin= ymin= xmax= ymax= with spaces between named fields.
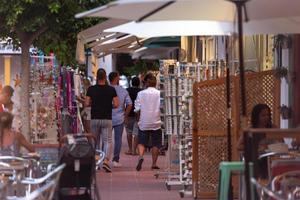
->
xmin=97 ymin=68 xmax=106 ymax=81
xmin=0 ymin=112 xmax=13 ymax=147
xmin=108 ymin=71 xmax=119 ymax=83
xmin=147 ymin=74 xmax=157 ymax=87
xmin=251 ymin=104 xmax=272 ymax=128
xmin=1 ymin=85 xmax=14 ymax=96
xmin=131 ymin=77 xmax=140 ymax=87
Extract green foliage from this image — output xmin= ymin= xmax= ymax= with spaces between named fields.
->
xmin=0 ymin=0 xmax=111 ymax=65
xmin=123 ymin=60 xmax=159 ymax=76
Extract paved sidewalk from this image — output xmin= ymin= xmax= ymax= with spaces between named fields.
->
xmin=96 ymin=150 xmax=193 ymax=200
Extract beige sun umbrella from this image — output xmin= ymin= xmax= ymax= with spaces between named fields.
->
xmin=76 ymin=0 xmax=300 ymax=117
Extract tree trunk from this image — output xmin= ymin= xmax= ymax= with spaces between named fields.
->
xmin=20 ymin=42 xmax=31 ymax=141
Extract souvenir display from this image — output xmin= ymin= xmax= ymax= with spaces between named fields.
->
xmin=29 ymin=55 xmax=59 ymax=143
xmin=158 ymin=60 xmax=203 ymax=196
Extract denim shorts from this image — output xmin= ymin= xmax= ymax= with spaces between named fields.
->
xmin=138 ymin=129 xmax=162 ymax=148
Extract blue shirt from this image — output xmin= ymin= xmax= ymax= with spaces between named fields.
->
xmin=112 ymin=85 xmax=132 ymax=126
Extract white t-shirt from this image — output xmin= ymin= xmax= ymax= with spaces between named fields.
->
xmin=134 ymin=87 xmax=161 ymax=131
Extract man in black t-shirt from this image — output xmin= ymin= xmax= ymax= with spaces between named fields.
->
xmin=125 ymin=77 xmax=142 ymax=155
xmin=85 ymin=68 xmax=119 ymax=172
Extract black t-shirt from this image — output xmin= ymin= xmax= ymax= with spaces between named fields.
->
xmin=127 ymin=87 xmax=142 ymax=117
xmin=86 ymin=85 xmax=117 ymax=119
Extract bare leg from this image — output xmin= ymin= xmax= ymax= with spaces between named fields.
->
xmin=126 ymin=134 xmax=133 ymax=154
xmin=85 ymin=120 xmax=91 ymax=133
xmin=138 ymin=144 xmax=145 ymax=157
xmin=133 ymin=135 xmax=138 ymax=155
xmin=136 ymin=144 xmax=145 ymax=171
xmin=151 ymin=147 xmax=159 ymax=167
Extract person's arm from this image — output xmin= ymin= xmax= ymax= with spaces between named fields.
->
xmin=136 ymin=111 xmax=140 ymax=122
xmin=112 ymin=96 xmax=119 ymax=108
xmin=124 ymin=104 xmax=132 ymax=124
xmin=236 ymin=134 xmax=244 ymax=151
xmin=76 ymin=94 xmax=85 ymax=104
xmin=134 ymin=93 xmax=141 ymax=121
xmin=124 ymin=92 xmax=132 ymax=123
xmin=85 ymin=87 xmax=92 ymax=107
xmin=112 ymin=88 xmax=119 ymax=108
xmin=85 ymin=96 xmax=91 ymax=107
xmin=125 ymin=104 xmax=132 ymax=117
xmin=17 ymin=132 xmax=35 ymax=152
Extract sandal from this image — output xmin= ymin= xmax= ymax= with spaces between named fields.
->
xmin=125 ymin=151 xmax=132 ymax=155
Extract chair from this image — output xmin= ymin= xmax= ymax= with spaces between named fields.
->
xmin=271 ymin=160 xmax=300 ymax=178
xmin=271 ymin=170 xmax=300 ymax=198
xmin=21 ymin=163 xmax=66 ymax=196
xmin=0 ymin=156 xmax=37 ymax=179
xmin=251 ymin=177 xmax=286 ymax=200
xmin=0 ymin=156 xmax=31 ymax=196
xmin=0 ymin=182 xmax=8 ymax=200
xmin=7 ymin=180 xmax=56 ymax=200
xmin=292 ymin=186 xmax=300 ymax=199
xmin=218 ymin=161 xmax=245 ymax=200
xmin=259 ymin=151 xmax=300 ymax=182
xmin=218 ymin=161 xmax=256 ymax=200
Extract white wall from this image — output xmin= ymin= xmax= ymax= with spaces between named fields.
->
xmin=98 ymin=54 xmax=115 ymax=75
xmin=280 ymin=49 xmax=290 ymax=129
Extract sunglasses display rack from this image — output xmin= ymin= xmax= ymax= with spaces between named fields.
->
xmin=177 ymin=63 xmax=203 ymax=198
xmin=158 ymin=60 xmax=204 ymax=196
xmin=157 ymin=60 xmax=182 ymax=189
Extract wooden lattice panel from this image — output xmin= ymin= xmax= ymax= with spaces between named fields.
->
xmin=193 ymin=77 xmax=237 ymax=199
xmin=192 ymin=70 xmax=280 ymax=199
xmin=196 ymin=136 xmax=227 ymax=192
xmin=236 ymin=70 xmax=281 ymax=131
xmin=193 ymin=78 xmax=236 ymax=133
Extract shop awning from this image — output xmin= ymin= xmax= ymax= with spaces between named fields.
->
xmin=77 ymin=19 xmax=128 ymax=43
xmin=76 ymin=19 xmax=129 ymax=64
xmin=132 ymin=46 xmax=178 ymax=60
xmin=97 ymin=45 xmax=141 ymax=58
xmin=92 ymin=34 xmax=142 ymax=55
xmin=143 ymin=37 xmax=180 ymax=48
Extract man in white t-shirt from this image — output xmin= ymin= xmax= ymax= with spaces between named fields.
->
xmin=135 ymin=74 xmax=161 ymax=171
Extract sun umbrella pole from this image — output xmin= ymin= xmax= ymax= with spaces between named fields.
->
xmin=232 ymin=1 xmax=250 ymax=199
xmin=235 ymin=0 xmax=247 ymax=118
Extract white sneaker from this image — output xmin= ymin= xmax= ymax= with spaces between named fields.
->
xmin=113 ymin=161 xmax=122 ymax=168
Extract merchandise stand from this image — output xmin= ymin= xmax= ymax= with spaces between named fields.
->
xmin=156 ymin=60 xmax=181 ymax=186
xmin=177 ymin=63 xmax=201 ymax=198
xmin=30 ymin=55 xmax=59 ymax=144
xmin=159 ymin=60 xmax=203 ymax=197
xmin=56 ymin=67 xmax=84 ymax=141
